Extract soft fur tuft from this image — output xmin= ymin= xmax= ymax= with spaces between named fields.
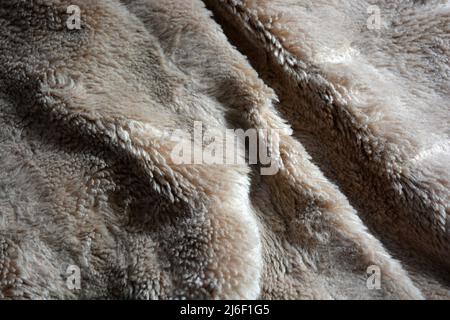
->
xmin=0 ymin=0 xmax=447 ymax=299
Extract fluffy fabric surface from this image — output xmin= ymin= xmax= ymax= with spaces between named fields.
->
xmin=0 ymin=0 xmax=448 ymax=299
xmin=205 ymin=0 xmax=450 ymax=298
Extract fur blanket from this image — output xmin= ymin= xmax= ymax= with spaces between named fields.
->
xmin=0 ymin=0 xmax=448 ymax=299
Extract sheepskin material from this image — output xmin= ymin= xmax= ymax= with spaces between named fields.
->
xmin=0 ymin=0 xmax=447 ymax=299
xmin=205 ymin=0 xmax=450 ymax=298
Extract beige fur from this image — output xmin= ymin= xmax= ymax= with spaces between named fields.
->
xmin=205 ymin=0 xmax=450 ymax=298
xmin=0 ymin=0 xmax=447 ymax=299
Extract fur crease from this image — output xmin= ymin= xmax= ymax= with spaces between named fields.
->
xmin=0 ymin=0 xmax=448 ymax=299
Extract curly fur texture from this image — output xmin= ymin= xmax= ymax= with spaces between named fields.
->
xmin=0 ymin=0 xmax=447 ymax=299
xmin=205 ymin=0 xmax=450 ymax=298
